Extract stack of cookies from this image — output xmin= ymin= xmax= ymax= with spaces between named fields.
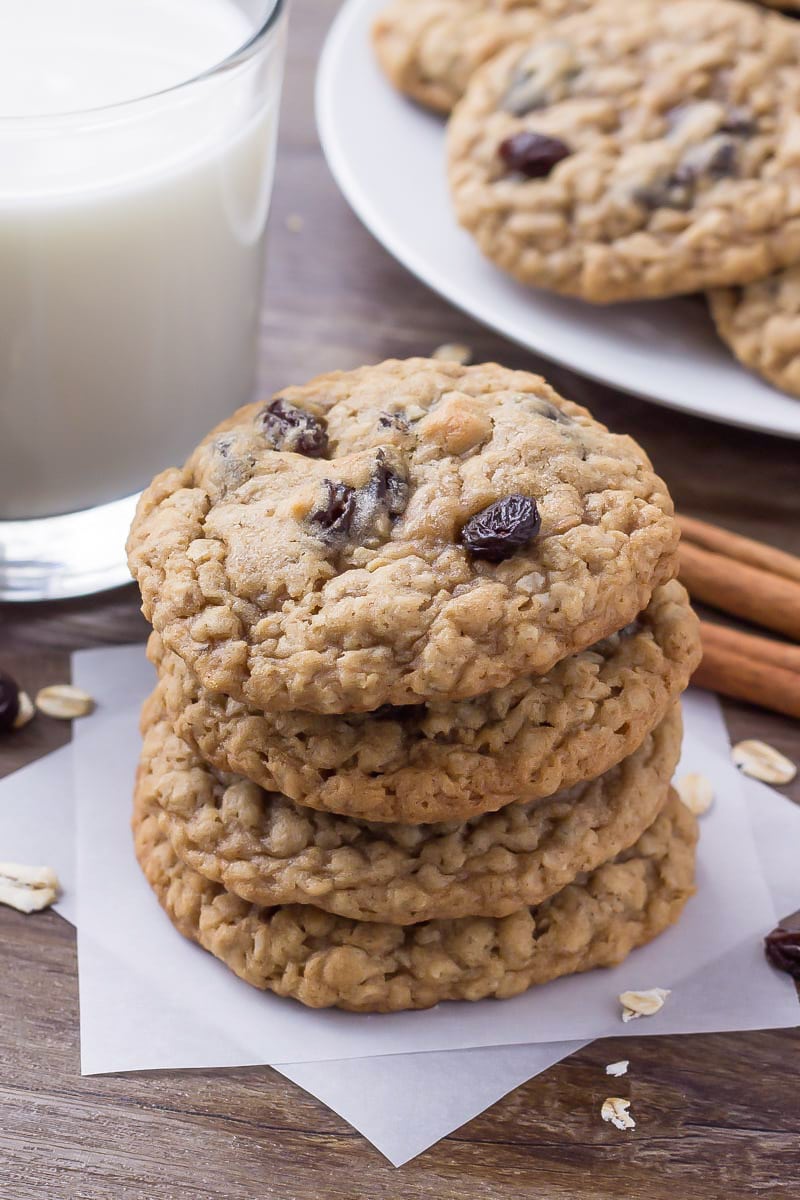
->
xmin=373 ymin=0 xmax=800 ymax=399
xmin=127 ymin=358 xmax=702 ymax=1012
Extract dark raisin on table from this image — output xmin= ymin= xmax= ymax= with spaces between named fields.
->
xmin=0 ymin=671 xmax=21 ymax=734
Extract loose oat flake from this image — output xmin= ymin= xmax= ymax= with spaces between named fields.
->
xmin=605 ymin=1060 xmax=630 ymax=1077
xmin=601 ymin=1098 xmax=635 ymax=1131
xmin=732 ymin=740 xmax=797 ymax=786
xmin=675 ymin=771 xmax=714 ymax=816
xmin=0 ymin=862 xmax=59 ymax=913
xmin=619 ymin=987 xmax=671 ymax=1022
xmin=35 ymin=684 xmax=95 ymax=720
xmin=13 ymin=691 xmax=35 ymax=730
xmin=432 ymin=342 xmax=472 ymax=364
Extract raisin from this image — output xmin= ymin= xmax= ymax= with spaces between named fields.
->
xmin=634 ymin=168 xmax=693 ymax=212
xmin=706 ymin=139 xmax=737 ymax=179
xmin=720 ymin=109 xmax=757 ymax=137
xmin=528 ymin=397 xmax=573 ymax=425
xmin=308 ymin=453 xmax=409 ymax=549
xmin=0 ymin=671 xmax=20 ymax=734
xmin=308 ymin=481 xmax=356 ymax=541
xmin=765 ymin=925 xmax=800 ymax=980
xmin=460 ymin=495 xmax=541 ymax=562
xmin=258 ymin=398 xmax=329 ymax=458
xmin=367 ymin=449 xmax=409 ymax=519
xmin=378 ymin=411 xmax=410 ymax=432
xmin=499 ymin=132 xmax=571 ymax=179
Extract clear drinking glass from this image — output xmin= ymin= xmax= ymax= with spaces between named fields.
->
xmin=0 ymin=0 xmax=287 ymax=601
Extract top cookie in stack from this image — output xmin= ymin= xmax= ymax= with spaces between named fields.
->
xmin=127 ymin=358 xmax=700 ymax=1010
xmin=128 ymin=358 xmax=679 ymax=715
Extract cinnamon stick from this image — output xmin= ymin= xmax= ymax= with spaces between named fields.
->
xmin=678 ymin=540 xmax=800 ymax=642
xmin=699 ymin=620 xmax=800 ymax=676
xmin=693 ymin=639 xmax=800 ymax=720
xmin=679 ymin=514 xmax=800 ymax=585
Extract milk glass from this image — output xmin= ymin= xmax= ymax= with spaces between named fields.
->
xmin=0 ymin=0 xmax=287 ymax=600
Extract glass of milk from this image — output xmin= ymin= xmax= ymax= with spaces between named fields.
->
xmin=0 ymin=0 xmax=287 ymax=601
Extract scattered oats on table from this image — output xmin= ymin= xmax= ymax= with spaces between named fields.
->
xmin=431 ymin=342 xmax=472 ymax=364
xmin=605 ymin=1060 xmax=630 ymax=1077
xmin=0 ymin=863 xmax=60 ymax=914
xmin=619 ymin=987 xmax=671 ymax=1022
xmin=601 ymin=1097 xmax=635 ymax=1131
xmin=35 ymin=684 xmax=95 ymax=720
xmin=675 ymin=772 xmax=714 ymax=816
xmin=732 ymin=740 xmax=797 ymax=785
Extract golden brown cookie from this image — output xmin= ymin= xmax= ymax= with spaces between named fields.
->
xmin=150 ymin=581 xmax=699 ymax=822
xmin=127 ymin=359 xmax=679 ymax=714
xmin=133 ymin=786 xmax=698 ymax=1012
xmin=139 ymin=695 xmax=681 ymax=923
xmin=372 ymin=0 xmax=563 ymax=113
xmin=448 ymin=0 xmax=800 ymax=302
xmin=709 ymin=268 xmax=800 ymax=397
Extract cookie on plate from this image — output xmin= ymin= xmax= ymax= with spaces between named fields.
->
xmin=127 ymin=359 xmax=679 ymax=714
xmin=448 ymin=0 xmax=800 ymax=302
xmin=133 ymin=786 xmax=697 ymax=1012
xmin=151 ymin=580 xmax=699 ymax=823
xmin=709 ymin=268 xmax=800 ymax=397
xmin=139 ymin=692 xmax=681 ymax=924
xmin=372 ymin=0 xmax=577 ymax=114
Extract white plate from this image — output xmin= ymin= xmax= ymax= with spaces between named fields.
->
xmin=316 ymin=0 xmax=800 ymax=440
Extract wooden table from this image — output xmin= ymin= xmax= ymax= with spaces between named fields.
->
xmin=2 ymin=3 xmax=799 ymax=1195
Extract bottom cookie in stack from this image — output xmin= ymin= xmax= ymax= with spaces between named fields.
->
xmin=133 ymin=787 xmax=696 ymax=1013
xmin=132 ymin=695 xmax=697 ymax=1012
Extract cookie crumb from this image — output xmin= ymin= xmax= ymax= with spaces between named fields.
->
xmin=35 ymin=685 xmax=95 ymax=720
xmin=675 ymin=772 xmax=714 ymax=815
xmin=0 ymin=862 xmax=60 ymax=913
xmin=601 ymin=1097 xmax=635 ymax=1131
xmin=619 ymin=987 xmax=670 ymax=1022
xmin=432 ymin=342 xmax=472 ymax=364
xmin=732 ymin=740 xmax=796 ymax=785
xmin=606 ymin=1060 xmax=629 ymax=1077
xmin=286 ymin=213 xmax=304 ymax=233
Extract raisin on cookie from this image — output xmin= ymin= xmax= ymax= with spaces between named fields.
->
xmin=448 ymin=0 xmax=800 ymax=302
xmin=133 ymin=787 xmax=697 ymax=1012
xmin=139 ymin=690 xmax=681 ymax=924
xmin=150 ymin=581 xmax=699 ymax=823
xmin=127 ymin=359 xmax=679 ymax=714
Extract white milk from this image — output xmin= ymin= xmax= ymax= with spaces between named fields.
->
xmin=0 ymin=0 xmax=285 ymax=519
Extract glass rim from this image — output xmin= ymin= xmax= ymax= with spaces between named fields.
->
xmin=0 ymin=0 xmax=286 ymax=125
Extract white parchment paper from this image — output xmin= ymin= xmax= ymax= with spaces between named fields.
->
xmin=1 ymin=644 xmax=797 ymax=1164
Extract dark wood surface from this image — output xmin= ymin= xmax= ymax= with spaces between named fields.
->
xmin=1 ymin=3 xmax=799 ymax=1195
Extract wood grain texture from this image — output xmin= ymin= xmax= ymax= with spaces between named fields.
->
xmin=0 ymin=2 xmax=799 ymax=1194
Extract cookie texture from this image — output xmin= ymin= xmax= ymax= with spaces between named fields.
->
xmin=151 ymin=581 xmax=698 ymax=823
xmin=373 ymin=0 xmax=556 ymax=114
xmin=133 ymin=787 xmax=697 ymax=1012
xmin=139 ymin=690 xmax=681 ymax=923
xmin=709 ymin=268 xmax=800 ymax=397
xmin=448 ymin=0 xmax=800 ymax=302
xmin=127 ymin=359 xmax=679 ymax=715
